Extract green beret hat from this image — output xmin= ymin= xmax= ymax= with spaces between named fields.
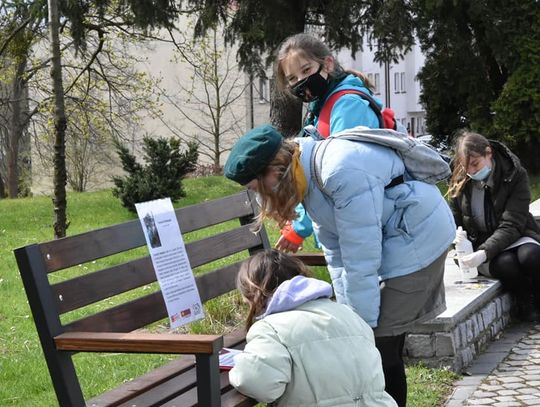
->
xmin=224 ymin=125 xmax=283 ymax=185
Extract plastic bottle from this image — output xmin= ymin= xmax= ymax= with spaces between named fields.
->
xmin=455 ymin=226 xmax=478 ymax=280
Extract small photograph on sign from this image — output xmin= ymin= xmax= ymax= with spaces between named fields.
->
xmin=142 ymin=212 xmax=162 ymax=248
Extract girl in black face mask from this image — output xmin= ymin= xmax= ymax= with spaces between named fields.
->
xmin=273 ymin=33 xmax=410 ymax=407
xmin=275 ymin=33 xmax=382 ymax=125
xmin=289 ymin=64 xmax=329 ymax=102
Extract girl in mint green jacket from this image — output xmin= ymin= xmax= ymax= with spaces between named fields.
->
xmin=229 ymin=250 xmax=397 ymax=407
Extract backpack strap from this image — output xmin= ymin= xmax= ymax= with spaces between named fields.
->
xmin=310 ymin=137 xmax=404 ymax=198
xmin=317 ymin=89 xmax=385 ymax=138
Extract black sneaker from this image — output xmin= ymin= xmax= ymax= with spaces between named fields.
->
xmin=517 ymin=294 xmax=540 ymax=322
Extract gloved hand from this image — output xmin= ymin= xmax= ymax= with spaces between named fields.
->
xmin=454 ymin=226 xmax=468 ymax=244
xmin=461 ymin=250 xmax=487 ymax=268
xmin=275 ymin=234 xmax=302 ymax=253
xmin=275 ymin=222 xmax=304 ymax=253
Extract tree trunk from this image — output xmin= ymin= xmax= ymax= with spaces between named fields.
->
xmin=0 ymin=173 xmax=6 ymax=198
xmin=268 ymin=14 xmax=305 ymax=138
xmin=48 ymin=0 xmax=68 ymax=238
xmin=6 ymin=59 xmax=27 ymax=198
xmin=269 ymin=77 xmax=303 ymax=138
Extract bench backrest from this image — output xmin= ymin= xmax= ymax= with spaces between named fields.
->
xmin=14 ymin=190 xmax=268 ymax=404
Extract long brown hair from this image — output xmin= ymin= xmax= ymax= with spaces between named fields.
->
xmin=254 ymin=139 xmax=303 ymax=230
xmin=448 ymin=130 xmax=491 ymax=198
xmin=275 ymin=33 xmax=374 ymax=96
xmin=237 ymin=249 xmax=312 ymax=329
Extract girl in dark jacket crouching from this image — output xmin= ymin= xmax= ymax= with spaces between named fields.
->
xmin=448 ymin=130 xmax=540 ymax=321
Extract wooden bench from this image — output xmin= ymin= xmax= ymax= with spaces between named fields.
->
xmin=14 ymin=190 xmax=274 ymax=407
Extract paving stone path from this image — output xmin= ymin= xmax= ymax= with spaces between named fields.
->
xmin=446 ymin=322 xmax=540 ymax=406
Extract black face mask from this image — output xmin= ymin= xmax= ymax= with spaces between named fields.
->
xmin=291 ymin=65 xmax=329 ymax=102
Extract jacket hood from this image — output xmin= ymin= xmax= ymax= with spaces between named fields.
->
xmin=490 ymin=140 xmax=522 ymax=183
xmin=260 ymin=275 xmax=333 ymax=318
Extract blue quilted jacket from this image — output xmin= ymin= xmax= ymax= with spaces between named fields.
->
xmin=297 ymin=137 xmax=455 ymax=327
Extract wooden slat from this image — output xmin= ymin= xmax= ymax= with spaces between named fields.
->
xmin=294 ymin=252 xmax=327 ymax=266
xmin=158 ymin=371 xmax=234 ymax=407
xmin=182 ymin=224 xmax=265 ymax=268
xmin=116 ymin=365 xmax=200 ymax=407
xmin=62 ymin=260 xmax=246 ymax=333
xmin=53 ymin=257 xmax=155 ymax=314
xmin=53 ymin=225 xmax=264 ymax=314
xmin=55 ymin=332 xmax=223 ymax=354
xmin=86 ymin=330 xmax=247 ymax=407
xmin=39 ymin=191 xmax=256 ymax=273
xmin=87 ymin=356 xmax=197 ymax=407
xmin=221 ymin=389 xmax=258 ymax=407
xmin=64 ymin=291 xmax=167 ymax=333
xmin=176 ymin=190 xmax=255 ymax=232
xmin=60 ymin=246 xmax=262 ymax=334
xmin=195 ymin=263 xmax=241 ymax=305
xmin=157 ymin=368 xmax=256 ymax=407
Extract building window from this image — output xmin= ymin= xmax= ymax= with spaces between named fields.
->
xmin=394 ymin=72 xmax=406 ymax=93
xmin=374 ymin=73 xmax=380 ymax=94
xmin=258 ymin=77 xmax=268 ymax=103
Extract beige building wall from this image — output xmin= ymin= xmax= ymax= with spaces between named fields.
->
xmin=30 ymin=19 xmax=264 ymax=194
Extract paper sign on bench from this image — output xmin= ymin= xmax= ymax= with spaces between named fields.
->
xmin=135 ymin=198 xmax=204 ymax=329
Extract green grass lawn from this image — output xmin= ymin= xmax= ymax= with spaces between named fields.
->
xmin=3 ymin=174 xmax=539 ymax=406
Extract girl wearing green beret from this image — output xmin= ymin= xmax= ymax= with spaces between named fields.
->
xmin=224 ymin=123 xmax=455 ymax=407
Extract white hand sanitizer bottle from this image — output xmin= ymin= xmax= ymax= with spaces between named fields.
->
xmin=455 ymin=227 xmax=478 ymax=280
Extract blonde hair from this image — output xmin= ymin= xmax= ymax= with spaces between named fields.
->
xmin=275 ymin=33 xmax=374 ymax=96
xmin=254 ymin=140 xmax=303 ymax=230
xmin=448 ymin=130 xmax=491 ymax=198
xmin=237 ymin=249 xmax=312 ymax=329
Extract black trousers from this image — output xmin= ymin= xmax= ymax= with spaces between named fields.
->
xmin=375 ymin=334 xmax=407 ymax=407
xmin=489 ymin=243 xmax=540 ymax=300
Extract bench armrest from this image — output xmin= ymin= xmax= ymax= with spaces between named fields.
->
xmin=55 ymin=331 xmax=223 ymax=354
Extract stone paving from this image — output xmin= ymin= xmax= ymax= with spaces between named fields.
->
xmin=445 ymin=322 xmax=540 ymax=406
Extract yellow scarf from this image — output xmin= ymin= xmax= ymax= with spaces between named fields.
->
xmin=291 ymin=145 xmax=307 ymax=200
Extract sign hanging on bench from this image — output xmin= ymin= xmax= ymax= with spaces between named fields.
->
xmin=136 ymin=197 xmax=204 ymax=328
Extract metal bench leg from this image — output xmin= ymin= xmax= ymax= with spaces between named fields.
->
xmin=196 ymin=353 xmax=221 ymax=407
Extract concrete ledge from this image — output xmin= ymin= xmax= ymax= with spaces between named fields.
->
xmin=404 ymin=200 xmax=540 ymax=372
xmin=404 ymin=256 xmax=513 ymax=372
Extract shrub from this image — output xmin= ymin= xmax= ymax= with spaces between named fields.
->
xmin=112 ymin=137 xmax=198 ymax=212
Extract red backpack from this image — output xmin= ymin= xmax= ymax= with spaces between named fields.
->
xmin=317 ymin=89 xmax=397 ymax=138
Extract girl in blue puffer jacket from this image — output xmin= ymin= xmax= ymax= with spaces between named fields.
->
xmin=224 ymin=125 xmax=455 ymax=407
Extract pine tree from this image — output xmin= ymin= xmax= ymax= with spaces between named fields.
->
xmin=112 ymin=137 xmax=198 ymax=212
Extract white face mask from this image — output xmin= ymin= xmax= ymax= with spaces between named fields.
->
xmin=467 ymin=165 xmax=492 ymax=181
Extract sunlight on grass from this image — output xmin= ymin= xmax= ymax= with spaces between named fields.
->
xmin=407 ymin=364 xmax=460 ymax=406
